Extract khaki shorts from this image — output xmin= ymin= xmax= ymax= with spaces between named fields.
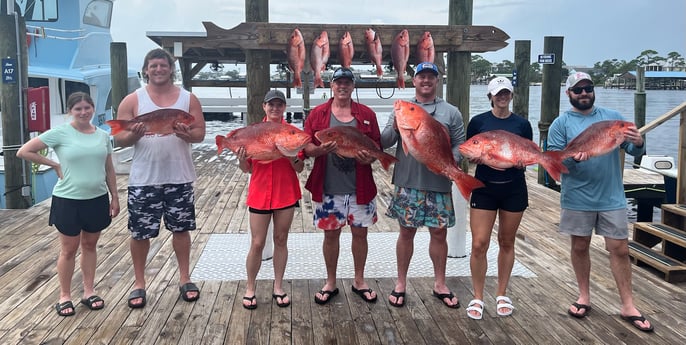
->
xmin=558 ymin=208 xmax=628 ymax=239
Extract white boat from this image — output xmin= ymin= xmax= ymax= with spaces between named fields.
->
xmin=0 ymin=0 xmax=141 ymax=208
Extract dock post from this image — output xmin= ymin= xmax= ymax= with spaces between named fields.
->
xmin=448 ymin=184 xmax=467 ymax=258
xmin=538 ymin=36 xmax=564 ymax=187
xmin=634 ymin=66 xmax=646 ymax=166
xmin=262 ymin=221 xmax=274 ymax=261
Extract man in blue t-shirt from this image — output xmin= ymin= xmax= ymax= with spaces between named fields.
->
xmin=548 ymin=72 xmax=653 ymax=332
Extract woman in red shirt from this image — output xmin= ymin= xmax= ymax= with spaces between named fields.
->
xmin=237 ymin=90 xmax=305 ymax=309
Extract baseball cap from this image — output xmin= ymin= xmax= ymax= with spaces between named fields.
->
xmin=487 ymin=77 xmax=513 ymax=96
xmin=566 ymin=72 xmax=593 ymax=89
xmin=264 ymin=90 xmax=286 ymax=103
xmin=415 ymin=62 xmax=439 ymax=76
xmin=331 ymin=67 xmax=355 ymax=82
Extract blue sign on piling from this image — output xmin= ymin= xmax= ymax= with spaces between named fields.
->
xmin=2 ymin=58 xmax=17 ymax=84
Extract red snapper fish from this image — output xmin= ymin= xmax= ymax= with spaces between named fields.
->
xmin=287 ymin=28 xmax=306 ymax=88
xmin=314 ymin=126 xmax=398 ymax=171
xmin=393 ymin=100 xmax=485 ymax=200
xmin=364 ymin=28 xmax=383 ymax=77
xmin=416 ymin=31 xmax=435 ymax=63
xmin=215 ymin=122 xmax=311 ymax=163
xmin=391 ymin=29 xmax=410 ymax=89
xmin=310 ymin=31 xmax=330 ymax=88
xmin=561 ymin=120 xmax=637 ymax=159
xmin=338 ymin=31 xmax=354 ymax=68
xmin=107 ymin=108 xmax=194 ymax=135
xmin=459 ymin=130 xmax=568 ymax=181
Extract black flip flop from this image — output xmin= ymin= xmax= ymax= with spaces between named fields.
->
xmin=314 ymin=288 xmax=339 ymax=305
xmin=80 ymin=295 xmax=105 ymax=310
xmin=243 ymin=295 xmax=257 ymax=310
xmin=432 ymin=290 xmax=460 ymax=309
xmin=351 ymin=286 xmax=377 ymax=303
xmin=127 ymin=288 xmax=146 ymax=309
xmin=272 ymin=293 xmax=290 ymax=308
xmin=389 ymin=290 xmax=405 ymax=307
xmin=621 ymin=314 xmax=654 ymax=332
xmin=568 ymin=302 xmax=592 ymax=318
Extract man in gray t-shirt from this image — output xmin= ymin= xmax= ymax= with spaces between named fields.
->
xmin=380 ymin=62 xmax=465 ymax=309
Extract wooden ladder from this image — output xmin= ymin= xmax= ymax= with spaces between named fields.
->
xmin=630 ymin=204 xmax=686 ymax=283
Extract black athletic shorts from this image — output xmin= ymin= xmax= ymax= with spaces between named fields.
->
xmin=49 ymin=194 xmax=111 ymax=236
xmin=469 ymin=178 xmax=528 ymax=212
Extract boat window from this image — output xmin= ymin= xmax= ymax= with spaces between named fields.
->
xmin=63 ymin=81 xmax=90 ymax=113
xmin=13 ymin=0 xmax=58 ymax=22
xmin=83 ymin=0 xmax=112 ymax=28
xmin=28 ymin=77 xmax=49 ymax=88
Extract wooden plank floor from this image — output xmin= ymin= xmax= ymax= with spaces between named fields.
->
xmin=0 ymin=150 xmax=684 ymax=345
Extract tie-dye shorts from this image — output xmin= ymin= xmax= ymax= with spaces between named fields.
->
xmin=385 ymin=186 xmax=455 ymax=229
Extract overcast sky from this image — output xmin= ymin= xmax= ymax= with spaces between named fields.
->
xmin=111 ymin=0 xmax=685 ymax=70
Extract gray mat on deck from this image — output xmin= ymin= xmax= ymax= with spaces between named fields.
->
xmin=191 ymin=232 xmax=536 ymax=281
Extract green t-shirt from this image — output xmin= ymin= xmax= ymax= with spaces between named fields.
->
xmin=39 ymin=123 xmax=113 ymax=199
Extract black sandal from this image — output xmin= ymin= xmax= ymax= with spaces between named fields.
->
xmin=55 ymin=301 xmax=75 ymax=317
xmin=243 ymin=295 xmax=257 ymax=310
xmin=80 ymin=295 xmax=105 ymax=310
xmin=272 ymin=293 xmax=291 ymax=308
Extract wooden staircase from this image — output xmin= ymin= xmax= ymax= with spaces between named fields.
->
xmin=630 ymin=204 xmax=686 ymax=283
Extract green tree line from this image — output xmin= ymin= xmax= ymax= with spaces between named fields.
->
xmin=473 ymin=50 xmax=686 ymax=84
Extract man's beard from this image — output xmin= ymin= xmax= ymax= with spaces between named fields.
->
xmin=569 ymin=94 xmax=595 ymax=111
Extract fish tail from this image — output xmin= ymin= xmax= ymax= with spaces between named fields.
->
xmin=541 ymin=150 xmax=569 ymax=181
xmin=376 ymin=65 xmax=383 ymax=77
xmin=397 ymin=75 xmax=405 ymax=89
xmin=450 ymin=170 xmax=485 ymax=200
xmin=293 ymin=75 xmax=302 ymax=88
xmin=377 ymin=152 xmax=399 ymax=171
xmin=215 ymin=135 xmax=226 ymax=155
xmin=106 ymin=120 xmax=126 ymax=135
xmin=314 ymin=76 xmax=324 ymax=88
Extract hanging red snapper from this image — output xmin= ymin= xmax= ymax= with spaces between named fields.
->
xmin=459 ymin=130 xmax=568 ymax=181
xmin=310 ymin=31 xmax=330 ymax=88
xmin=365 ymin=28 xmax=383 ymax=77
xmin=215 ymin=122 xmax=311 ymax=162
xmin=287 ymin=28 xmax=306 ymax=88
xmin=338 ymin=31 xmax=354 ymax=68
xmin=393 ymin=100 xmax=485 ymax=200
xmin=107 ymin=108 xmax=195 ymax=135
xmin=416 ymin=31 xmax=435 ymax=64
xmin=391 ymin=29 xmax=410 ymax=89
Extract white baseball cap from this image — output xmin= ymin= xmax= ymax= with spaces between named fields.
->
xmin=487 ymin=77 xmax=513 ymax=96
xmin=566 ymin=72 xmax=593 ymax=89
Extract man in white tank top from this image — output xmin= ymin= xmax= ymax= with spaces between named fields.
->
xmin=114 ymin=48 xmax=206 ymax=309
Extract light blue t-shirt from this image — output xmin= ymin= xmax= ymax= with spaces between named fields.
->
xmin=39 ymin=123 xmax=113 ymax=199
xmin=547 ymin=106 xmax=645 ymax=211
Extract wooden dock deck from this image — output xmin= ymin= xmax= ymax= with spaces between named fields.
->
xmin=0 ymin=149 xmax=684 ymax=345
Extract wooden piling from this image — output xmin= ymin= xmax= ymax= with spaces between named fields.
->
xmin=0 ymin=13 xmax=31 ymax=208
xmin=538 ymin=36 xmax=564 ymax=187
xmin=513 ymin=40 xmax=530 ymax=120
xmin=110 ymin=42 xmax=128 ymax=119
xmin=245 ymin=0 xmax=270 ymax=125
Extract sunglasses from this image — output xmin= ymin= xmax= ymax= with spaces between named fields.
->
xmin=569 ymin=85 xmax=594 ymax=94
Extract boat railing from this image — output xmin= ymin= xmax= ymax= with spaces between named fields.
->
xmin=637 ymin=100 xmax=686 ymax=204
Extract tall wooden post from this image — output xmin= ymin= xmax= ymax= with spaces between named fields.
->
xmin=446 ymin=0 xmax=472 ymax=259
xmin=513 ymin=40 xmax=530 ymax=120
xmin=447 ymin=0 xmax=472 ymax=133
xmin=0 ymin=13 xmax=31 ymax=208
xmin=634 ymin=66 xmax=646 ymax=165
xmin=110 ymin=42 xmax=128 ymax=119
xmin=245 ymin=0 xmax=270 ymax=125
xmin=538 ymin=36 xmax=564 ymax=187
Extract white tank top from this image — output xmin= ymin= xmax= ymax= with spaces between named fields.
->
xmin=128 ymin=86 xmax=196 ymax=186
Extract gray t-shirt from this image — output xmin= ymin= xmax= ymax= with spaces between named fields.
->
xmin=380 ymin=97 xmax=464 ymax=193
xmin=323 ymin=114 xmax=357 ymax=194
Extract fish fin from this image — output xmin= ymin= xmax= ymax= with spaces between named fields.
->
xmin=215 ymin=135 xmax=226 ymax=155
xmin=107 ymin=120 xmax=126 ymax=135
xmin=377 ymin=152 xmax=399 ymax=171
xmin=541 ymin=150 xmax=569 ymax=181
